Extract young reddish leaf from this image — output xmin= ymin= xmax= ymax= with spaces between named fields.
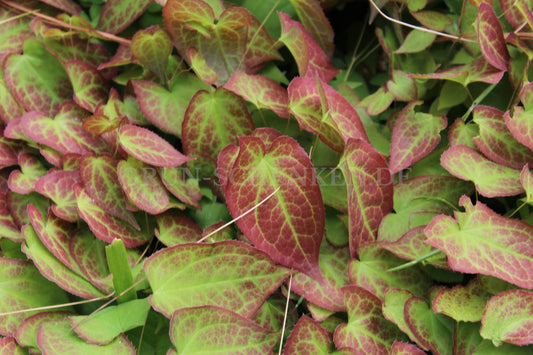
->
xmin=404 ymin=297 xmax=455 ymax=354
xmin=380 ymin=225 xmax=449 ymax=270
xmin=334 ymin=286 xmax=405 ymax=353
xmin=0 ymin=5 xmax=34 ymax=57
xmin=131 ymin=26 xmax=172 ymax=82
xmin=425 ymin=196 xmax=533 ymax=289
xmin=187 ymin=47 xmax=218 ymax=85
xmin=159 ymin=167 xmax=202 ymax=208
xmin=472 ymin=105 xmax=533 ymax=169
xmin=0 ymin=70 xmax=25 ymax=124
xmin=0 ymin=337 xmax=24 ymax=354
xmin=225 ymin=72 xmax=289 ymax=118
xmin=480 ymin=290 xmax=533 ymax=346
xmin=75 ymin=185 xmax=151 ymax=247
xmin=119 ymin=124 xmax=192 ymax=167
xmin=242 ymin=14 xmax=283 ymax=70
xmin=37 ymin=318 xmax=135 ymax=354
xmin=98 ymin=42 xmax=132 ymax=70
xmin=348 ymin=244 xmax=432 ymax=300
xmin=520 ymin=82 xmax=533 ymax=111
xmin=117 ymin=157 xmax=171 ymax=214
xmin=390 ymin=341 xmax=426 ymax=355
xmin=22 ymin=224 xmax=105 ymax=299
xmin=3 ymin=39 xmax=73 ymax=116
xmin=7 ymin=191 xmax=50 ymax=229
xmin=164 ymin=1 xmax=253 ymax=85
xmin=15 ymin=311 xmax=74 ymax=352
xmin=218 ymin=135 xmax=325 ymax=280
xmin=170 ymin=306 xmax=278 ymax=354
xmin=79 ymin=154 xmax=138 ymax=229
xmin=0 ymin=257 xmax=69 ymax=336
xmin=339 ymin=139 xmax=393 ymax=256
xmin=291 ymin=241 xmax=350 ymax=312
xmin=390 ymin=101 xmax=447 ymax=173
xmin=133 ymin=75 xmax=209 ymax=136
xmin=433 ymin=279 xmax=492 ymax=323
xmin=65 ymin=60 xmax=109 ymax=113
xmin=182 ymin=88 xmax=255 ymax=175
xmin=156 ymin=210 xmax=202 ymax=246
xmin=477 ymin=3 xmax=510 ymax=71
xmin=8 ymin=153 xmax=47 ymax=194
xmin=0 ymin=137 xmax=20 ymax=168
xmin=505 ymin=107 xmax=533 ymax=151
xmin=38 ymin=0 xmax=82 ymax=14
xmin=279 ymin=12 xmax=339 ymax=82
xmin=382 ymin=289 xmax=418 ymax=343
xmin=144 ymin=241 xmax=290 ymax=318
xmin=441 ymin=145 xmax=523 ymax=197
xmin=288 ymin=77 xmax=369 ymax=153
xmin=284 ymin=315 xmax=330 ymax=355
xmin=27 ymin=205 xmax=82 ymax=276
xmin=35 ymin=170 xmax=81 ymax=222
xmin=0 ymin=192 xmax=21 ymax=241
xmin=69 ymin=228 xmax=112 ymax=293
xmin=288 ymin=0 xmax=334 ymax=58
xmin=411 ymin=57 xmax=505 ymax=86
xmin=70 ymin=298 xmax=151 ymax=345
xmin=96 ymin=0 xmax=154 ymax=34
xmin=449 ymin=118 xmax=479 ymax=148
xmin=21 ymin=102 xmax=109 ymax=155
xmin=386 ymin=70 xmax=418 ymax=101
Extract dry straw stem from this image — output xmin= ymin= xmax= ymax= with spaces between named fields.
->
xmin=0 ymin=0 xmax=131 ymax=45
xmin=368 ymin=0 xmax=476 ymax=43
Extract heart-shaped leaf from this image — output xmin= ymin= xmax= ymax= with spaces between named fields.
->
xmin=8 ymin=153 xmax=47 ymax=194
xmin=334 ymin=286 xmax=405 ymax=353
xmin=218 ymin=134 xmax=325 ymax=280
xmin=284 ymin=315 xmax=330 ymax=355
xmin=432 ymin=279 xmax=492 ymax=322
xmin=145 ymin=241 xmax=290 ymax=318
xmin=169 ymin=306 xmax=278 ymax=354
xmin=131 ymin=26 xmax=172 ymax=82
xmin=3 ymin=39 xmax=72 ymax=116
xmin=65 ymin=60 xmax=109 ymax=113
xmin=155 ymin=210 xmax=202 ymax=246
xmin=339 ymin=139 xmax=393 ymax=256
xmin=119 ymin=124 xmax=192 ymax=167
xmin=449 ymin=117 xmax=479 ymax=148
xmin=390 ymin=101 xmax=447 ymax=173
xmin=425 ymin=196 xmax=533 ymax=289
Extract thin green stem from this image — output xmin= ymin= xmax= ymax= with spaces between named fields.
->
xmin=387 ymin=249 xmax=442 ymax=272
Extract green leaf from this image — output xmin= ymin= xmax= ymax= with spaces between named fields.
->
xmin=382 ymin=288 xmax=418 ymax=342
xmin=412 ymin=11 xmax=453 ymax=31
xmin=334 ymin=286 xmax=405 ymax=353
xmin=425 ymin=196 xmax=533 ymax=289
xmin=395 ymin=30 xmax=436 ymax=53
xmin=386 ymin=70 xmax=417 ymax=101
xmin=169 ymin=306 xmax=278 ymax=354
xmin=70 ymin=298 xmax=150 ymax=345
xmin=14 ymin=311 xmax=73 ymax=353
xmin=449 ymin=118 xmax=479 ymax=148
xmin=432 ymin=279 xmax=492 ymax=322
xmin=284 ymin=315 xmax=330 ymax=354
xmin=480 ymin=290 xmax=533 ymax=346
xmin=441 ymin=145 xmax=523 ymax=197
xmin=156 ymin=210 xmax=202 ymax=246
xmin=65 ymin=60 xmax=109 ymax=113
xmin=3 ymin=39 xmax=72 ymax=116
xmin=37 ymin=318 xmax=135 ymax=354
xmin=144 ymin=241 xmax=290 ymax=318
xmin=105 ymin=239 xmax=136 ymax=304
xmin=0 ymin=257 xmax=69 ymax=336
xmin=131 ymin=26 xmax=172 ymax=83
xmin=438 ymin=80 xmax=468 ymax=110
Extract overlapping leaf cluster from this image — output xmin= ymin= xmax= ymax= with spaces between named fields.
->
xmin=0 ymin=0 xmax=532 ymax=353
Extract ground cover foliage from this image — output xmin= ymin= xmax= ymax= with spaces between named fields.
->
xmin=0 ymin=0 xmax=532 ymax=353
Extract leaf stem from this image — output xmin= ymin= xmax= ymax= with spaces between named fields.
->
xmin=461 ymin=82 xmax=498 ymax=121
xmin=278 ymin=273 xmax=292 ymax=355
xmin=387 ymin=249 xmax=442 ymax=272
xmin=196 ymin=187 xmax=281 ymax=243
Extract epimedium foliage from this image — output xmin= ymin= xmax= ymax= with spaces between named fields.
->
xmin=0 ymin=0 xmax=532 ymax=353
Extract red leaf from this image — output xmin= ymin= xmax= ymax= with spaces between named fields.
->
xmin=96 ymin=0 xmax=154 ymax=34
xmin=477 ymin=3 xmax=510 ymax=71
xmin=218 ymin=134 xmax=325 ymax=281
xmin=339 ymin=139 xmax=393 ymax=256
xmin=119 ymin=124 xmax=192 ymax=167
